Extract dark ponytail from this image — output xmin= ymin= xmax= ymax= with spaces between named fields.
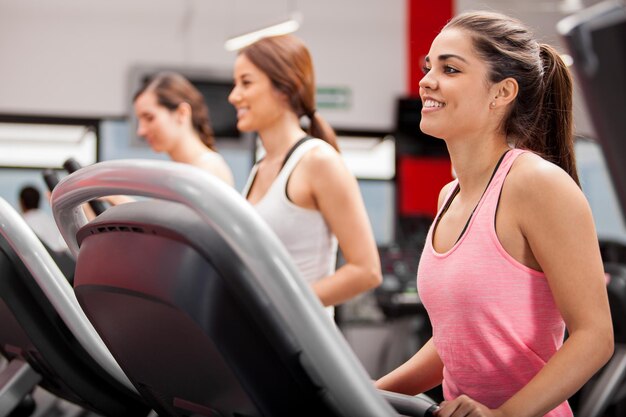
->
xmin=537 ymin=44 xmax=578 ymax=185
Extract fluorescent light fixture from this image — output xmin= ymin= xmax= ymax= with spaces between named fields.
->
xmin=559 ymin=0 xmax=584 ymax=14
xmin=224 ymin=12 xmax=302 ymax=51
xmin=0 ymin=122 xmax=92 ymax=143
xmin=338 ymin=135 xmax=396 ymax=180
xmin=0 ymin=122 xmax=97 ymax=168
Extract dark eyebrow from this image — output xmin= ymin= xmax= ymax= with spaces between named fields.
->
xmin=424 ymin=54 xmax=468 ymax=63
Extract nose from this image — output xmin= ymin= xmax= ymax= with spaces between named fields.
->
xmin=418 ymin=71 xmax=436 ymax=90
xmin=228 ymin=85 xmax=239 ymax=106
xmin=136 ymin=120 xmax=146 ymax=137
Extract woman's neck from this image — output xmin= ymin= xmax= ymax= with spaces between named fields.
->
xmin=168 ymin=132 xmax=211 ymax=164
xmin=258 ymin=115 xmax=307 ymax=163
xmin=447 ymin=135 xmax=510 ymax=195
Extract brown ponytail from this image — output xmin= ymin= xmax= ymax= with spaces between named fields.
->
xmin=308 ymin=111 xmax=339 ymax=152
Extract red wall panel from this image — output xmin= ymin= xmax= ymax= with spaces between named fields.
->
xmin=398 ymin=156 xmax=453 ymax=218
xmin=407 ymin=0 xmax=454 ymax=95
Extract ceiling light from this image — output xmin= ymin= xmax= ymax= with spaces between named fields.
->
xmin=560 ymin=53 xmax=574 ymax=67
xmin=224 ymin=12 xmax=302 ymax=51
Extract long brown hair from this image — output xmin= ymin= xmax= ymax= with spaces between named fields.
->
xmin=445 ymin=11 xmax=578 ymax=185
xmin=239 ymin=35 xmax=339 ymax=152
xmin=134 ymin=71 xmax=216 ymax=151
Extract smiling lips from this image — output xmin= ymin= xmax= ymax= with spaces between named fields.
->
xmin=236 ymin=108 xmax=248 ymax=119
xmin=423 ymin=99 xmax=445 ymax=109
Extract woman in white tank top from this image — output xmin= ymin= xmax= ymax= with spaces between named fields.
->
xmin=229 ymin=35 xmax=382 ymax=310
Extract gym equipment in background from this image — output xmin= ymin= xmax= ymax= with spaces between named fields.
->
xmin=0 ymin=197 xmax=150 ymax=416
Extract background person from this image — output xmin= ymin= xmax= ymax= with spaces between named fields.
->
xmin=229 ymin=35 xmax=382 ymax=313
xmin=133 ymin=71 xmax=234 ymax=185
xmin=101 ymin=71 xmax=236 ymax=210
xmin=19 ymin=185 xmax=68 ymax=253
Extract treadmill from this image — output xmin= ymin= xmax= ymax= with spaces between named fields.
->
xmin=51 ymin=159 xmax=438 ymax=417
xmin=0 ymin=197 xmax=149 ymax=416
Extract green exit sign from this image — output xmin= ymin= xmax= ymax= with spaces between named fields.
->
xmin=316 ymin=86 xmax=351 ymax=109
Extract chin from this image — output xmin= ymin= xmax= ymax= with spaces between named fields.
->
xmin=148 ymin=144 xmax=162 ymax=153
xmin=236 ymin=122 xmax=253 ymax=133
xmin=419 ymin=123 xmax=445 ymax=140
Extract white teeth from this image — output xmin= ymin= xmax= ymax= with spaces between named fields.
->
xmin=424 ymin=99 xmax=444 ymax=108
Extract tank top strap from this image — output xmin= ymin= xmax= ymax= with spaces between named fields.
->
xmin=479 ymin=148 xmax=528 ymax=216
xmin=241 ymin=164 xmax=257 ymax=198
xmin=241 ymin=137 xmax=327 ymax=198
xmin=274 ymin=138 xmax=329 ymax=187
xmin=433 ymin=179 xmax=460 ymax=225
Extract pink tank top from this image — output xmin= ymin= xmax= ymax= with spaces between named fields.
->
xmin=417 ymin=149 xmax=572 ymax=416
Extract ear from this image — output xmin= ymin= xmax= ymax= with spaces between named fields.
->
xmin=272 ymin=87 xmax=291 ymax=109
xmin=492 ymin=77 xmax=519 ymax=108
xmin=175 ymin=102 xmax=193 ymax=125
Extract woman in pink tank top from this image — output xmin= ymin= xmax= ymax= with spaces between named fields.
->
xmin=376 ymin=11 xmax=613 ymax=417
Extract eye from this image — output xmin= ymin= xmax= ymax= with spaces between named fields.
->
xmin=422 ymin=66 xmax=431 ymax=74
xmin=443 ymin=65 xmax=460 ymax=74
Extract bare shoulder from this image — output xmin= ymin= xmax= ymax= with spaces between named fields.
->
xmin=293 ymin=142 xmax=357 ymax=199
xmin=507 ymin=152 xmax=579 ymax=196
xmin=505 ymin=151 xmax=587 ymax=216
xmin=299 ymin=141 xmax=345 ymax=176
xmin=302 ymin=141 xmax=341 ymax=163
xmin=193 ymin=152 xmax=234 ymax=186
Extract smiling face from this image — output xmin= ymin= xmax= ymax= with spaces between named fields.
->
xmin=228 ymin=54 xmax=290 ymax=134
xmin=134 ymin=90 xmax=182 ymax=153
xmin=419 ymin=28 xmax=500 ymax=140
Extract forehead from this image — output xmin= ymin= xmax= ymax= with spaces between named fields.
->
xmin=134 ymin=90 xmax=159 ymax=108
xmin=233 ymin=54 xmax=263 ymax=77
xmin=427 ymin=28 xmax=477 ymax=62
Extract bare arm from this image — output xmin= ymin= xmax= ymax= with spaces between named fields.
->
xmin=376 ymin=338 xmax=444 ymax=395
xmin=499 ymin=157 xmax=612 ymax=416
xmin=299 ymin=146 xmax=381 ymax=306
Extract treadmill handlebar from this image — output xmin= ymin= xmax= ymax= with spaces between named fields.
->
xmin=51 ymin=159 xmax=238 ymax=258
xmin=379 ymin=389 xmax=439 ymax=416
xmin=62 ymin=158 xmax=107 ymax=216
xmin=42 ymin=169 xmax=60 ymax=192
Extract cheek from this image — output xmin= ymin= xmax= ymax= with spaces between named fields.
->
xmin=158 ymin=116 xmax=177 ymax=132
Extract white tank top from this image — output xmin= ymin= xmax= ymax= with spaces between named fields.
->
xmin=243 ymin=138 xmax=339 ymax=302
